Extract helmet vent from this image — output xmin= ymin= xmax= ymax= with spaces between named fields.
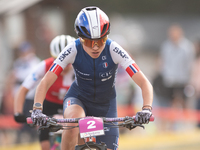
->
xmin=101 ymin=24 xmax=108 ymax=36
xmin=86 ymin=7 xmax=96 ymax=11
xmin=76 ymin=26 xmax=82 ymax=34
xmin=81 ymin=26 xmax=90 ymax=37
xmin=65 ymin=38 xmax=68 ymax=46
xmin=58 ymin=38 xmax=61 ymax=51
xmin=59 ymin=43 xmax=61 ymax=51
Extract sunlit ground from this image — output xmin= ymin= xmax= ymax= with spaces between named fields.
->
xmin=119 ymin=128 xmax=200 ymax=150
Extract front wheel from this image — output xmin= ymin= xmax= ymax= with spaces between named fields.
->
xmin=81 ymin=146 xmax=101 ymax=150
xmin=75 ymin=142 xmax=107 ymax=150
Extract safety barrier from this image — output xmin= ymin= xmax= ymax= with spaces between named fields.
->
xmin=117 ymin=105 xmax=200 ymax=122
xmin=0 ymin=115 xmax=22 ymax=129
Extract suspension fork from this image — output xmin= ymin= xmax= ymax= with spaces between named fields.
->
xmin=85 ymin=136 xmax=96 ymax=143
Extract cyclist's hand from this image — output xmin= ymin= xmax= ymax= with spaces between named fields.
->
xmin=31 ymin=109 xmax=47 ymax=126
xmin=135 ymin=109 xmax=152 ymax=124
xmin=14 ymin=113 xmax=26 ymax=123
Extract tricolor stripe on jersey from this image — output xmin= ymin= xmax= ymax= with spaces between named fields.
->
xmin=126 ymin=63 xmax=140 ymax=77
xmin=67 ymin=100 xmax=71 ymax=107
xmin=49 ymin=63 xmax=63 ymax=76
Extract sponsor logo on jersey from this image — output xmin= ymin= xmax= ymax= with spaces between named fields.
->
xmin=99 ymin=69 xmax=113 ymax=81
xmin=75 ymin=69 xmax=90 ymax=76
xmin=99 ymin=69 xmax=113 ymax=78
xmin=113 ymin=47 xmax=129 ymax=59
xmin=75 ymin=69 xmax=92 ymax=80
xmin=101 ymin=75 xmax=112 ymax=81
xmin=59 ymin=48 xmax=72 ymax=61
xmin=102 ymin=56 xmax=106 ymax=60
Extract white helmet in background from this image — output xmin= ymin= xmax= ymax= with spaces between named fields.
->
xmin=50 ymin=35 xmax=76 ymax=58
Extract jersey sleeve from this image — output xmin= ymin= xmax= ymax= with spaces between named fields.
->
xmin=49 ymin=42 xmax=77 ymax=76
xmin=22 ymin=60 xmax=46 ymax=90
xmin=110 ymin=41 xmax=140 ymax=77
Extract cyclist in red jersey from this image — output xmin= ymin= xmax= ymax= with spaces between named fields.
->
xmin=31 ymin=6 xmax=153 ymax=150
xmin=14 ymin=35 xmax=75 ymax=150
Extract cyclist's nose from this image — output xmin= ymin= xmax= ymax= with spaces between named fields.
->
xmin=92 ymin=44 xmax=99 ymax=50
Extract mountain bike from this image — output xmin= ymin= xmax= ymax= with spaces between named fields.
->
xmin=27 ymin=115 xmax=154 ymax=150
xmin=49 ymin=114 xmax=63 ymax=150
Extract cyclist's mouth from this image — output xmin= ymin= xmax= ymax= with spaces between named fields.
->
xmin=91 ymin=52 xmax=100 ymax=58
xmin=92 ymin=52 xmax=99 ymax=55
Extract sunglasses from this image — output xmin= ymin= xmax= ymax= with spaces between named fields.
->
xmin=81 ymin=36 xmax=108 ymax=48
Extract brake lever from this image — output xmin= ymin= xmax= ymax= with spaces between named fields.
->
xmin=125 ymin=123 xmax=145 ymax=130
xmin=37 ymin=118 xmax=58 ymax=132
xmin=119 ymin=119 xmax=145 ymax=130
xmin=49 ymin=124 xmax=63 ymax=132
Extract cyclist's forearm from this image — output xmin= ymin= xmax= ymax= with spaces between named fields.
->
xmin=33 ymin=71 xmax=57 ymax=108
xmin=132 ymin=71 xmax=153 ymax=109
xmin=14 ymin=86 xmax=29 ymax=113
xmin=140 ymin=80 xmax=153 ymax=108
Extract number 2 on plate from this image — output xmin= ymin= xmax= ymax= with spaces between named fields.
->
xmin=87 ymin=121 xmax=96 ymax=129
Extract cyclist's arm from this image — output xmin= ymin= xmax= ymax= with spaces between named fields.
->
xmin=14 ymin=86 xmax=29 ymax=113
xmin=33 ymin=42 xmax=77 ymax=108
xmin=14 ymin=60 xmax=46 ymax=113
xmin=110 ymin=41 xmax=153 ymax=109
xmin=33 ymin=71 xmax=57 ymax=107
xmin=131 ymin=71 xmax=153 ymax=109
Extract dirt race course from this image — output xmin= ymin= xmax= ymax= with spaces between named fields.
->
xmin=1 ymin=128 xmax=200 ymax=150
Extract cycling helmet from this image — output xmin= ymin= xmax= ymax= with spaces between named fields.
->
xmin=74 ymin=6 xmax=110 ymax=39
xmin=50 ymin=35 xmax=76 ymax=58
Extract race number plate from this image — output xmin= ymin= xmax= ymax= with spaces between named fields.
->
xmin=79 ymin=117 xmax=105 ymax=138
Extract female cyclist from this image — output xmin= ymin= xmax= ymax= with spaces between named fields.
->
xmin=14 ymin=35 xmax=75 ymax=150
xmin=31 ymin=6 xmax=153 ymax=150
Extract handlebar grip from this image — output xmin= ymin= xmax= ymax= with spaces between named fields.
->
xmin=149 ymin=115 xmax=155 ymax=121
xmin=133 ymin=115 xmax=155 ymax=122
xmin=26 ymin=117 xmax=33 ymax=124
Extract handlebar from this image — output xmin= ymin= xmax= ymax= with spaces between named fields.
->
xmin=26 ymin=115 xmax=155 ymax=124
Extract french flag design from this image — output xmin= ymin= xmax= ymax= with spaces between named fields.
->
xmin=103 ymin=62 xmax=108 ymax=68
xmin=67 ymin=100 xmax=71 ymax=107
xmin=49 ymin=63 xmax=63 ymax=76
xmin=126 ymin=63 xmax=140 ymax=77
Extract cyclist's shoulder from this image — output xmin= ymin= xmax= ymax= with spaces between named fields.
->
xmin=74 ymin=38 xmax=82 ymax=49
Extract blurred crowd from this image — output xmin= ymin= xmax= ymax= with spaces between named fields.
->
xmin=0 ymin=23 xmax=200 ymax=146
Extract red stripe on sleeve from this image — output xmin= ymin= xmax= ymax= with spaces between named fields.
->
xmin=126 ymin=67 xmax=134 ymax=77
xmin=53 ymin=65 xmax=63 ymax=76
xmin=133 ymin=63 xmax=140 ymax=71
xmin=49 ymin=63 xmax=63 ymax=76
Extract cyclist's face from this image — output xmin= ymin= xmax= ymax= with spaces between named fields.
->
xmin=80 ymin=37 xmax=107 ymax=58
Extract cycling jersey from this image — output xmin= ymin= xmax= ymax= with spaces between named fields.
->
xmin=13 ymin=53 xmax=40 ymax=99
xmin=50 ymin=38 xmax=139 ymax=104
xmin=22 ymin=57 xmax=74 ymax=104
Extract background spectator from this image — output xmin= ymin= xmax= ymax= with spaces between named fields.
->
xmin=2 ymin=41 xmax=40 ymax=143
xmin=158 ymin=24 xmax=195 ymax=109
xmin=189 ymin=39 xmax=200 ymax=128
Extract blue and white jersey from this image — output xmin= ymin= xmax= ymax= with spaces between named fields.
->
xmin=50 ymin=38 xmax=139 ymax=103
